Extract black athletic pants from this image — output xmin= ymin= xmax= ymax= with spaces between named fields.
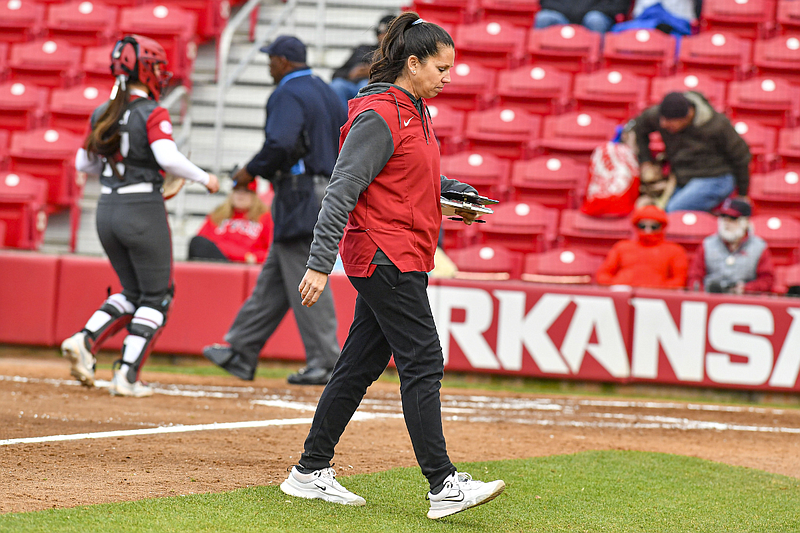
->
xmin=96 ymin=191 xmax=173 ymax=309
xmin=299 ymin=264 xmax=456 ymax=491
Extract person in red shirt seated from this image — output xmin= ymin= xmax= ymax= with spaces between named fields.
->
xmin=596 ymin=204 xmax=688 ymax=288
xmin=188 ymin=180 xmax=273 ymax=264
xmin=686 ymin=198 xmax=775 ymax=294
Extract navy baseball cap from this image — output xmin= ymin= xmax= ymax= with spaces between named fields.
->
xmin=259 ymin=35 xmax=306 ymax=63
xmin=718 ymin=197 xmax=752 ymax=218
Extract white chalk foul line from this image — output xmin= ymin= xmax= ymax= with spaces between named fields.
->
xmin=0 ymin=411 xmax=398 ymax=447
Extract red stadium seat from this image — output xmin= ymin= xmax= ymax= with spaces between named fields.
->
xmin=448 ymin=243 xmax=524 ymax=280
xmin=749 ymin=168 xmax=800 ymax=218
xmin=536 ymin=111 xmax=619 ymax=163
xmin=45 ymin=0 xmax=120 ymax=48
xmin=521 ymin=247 xmax=604 ymax=284
xmin=477 ymin=200 xmax=558 ymax=253
xmin=9 ymin=127 xmax=83 ymax=207
xmin=753 ymin=35 xmax=800 ymax=85
xmin=496 ymin=64 xmax=572 ymax=115
xmin=572 ymin=68 xmax=650 ymax=121
xmin=440 ymin=150 xmax=511 ymax=200
xmin=649 ymin=73 xmax=728 ymax=110
xmin=727 ymin=76 xmax=800 ymax=129
xmin=751 ymin=214 xmax=800 ymax=265
xmin=0 ymin=130 xmax=9 ymax=171
xmin=0 ymin=41 xmax=8 ymax=82
xmin=510 ymin=155 xmax=588 ymax=209
xmin=0 ymin=170 xmax=48 ymax=249
xmin=80 ymin=42 xmax=116 ymax=90
xmin=676 ymin=31 xmax=753 ymax=81
xmin=602 ymin=28 xmax=678 ymax=78
xmin=0 ymin=220 xmax=6 ymax=247
xmin=778 ymin=126 xmax=800 ymax=166
xmin=0 ymin=81 xmax=48 ymax=132
xmin=0 ymin=0 xmax=45 ymax=44
xmin=157 ymin=0 xmax=230 ymax=42
xmin=526 ymin=24 xmax=601 ymax=74
xmin=441 ymin=214 xmax=479 ymax=251
xmin=435 ymin=61 xmax=496 ymax=111
xmin=777 ymin=0 xmax=800 ymax=33
xmin=464 ymin=106 xmax=542 ymax=160
xmin=49 ymin=84 xmax=110 ymax=134
xmin=773 ymin=262 xmax=800 ymax=294
xmin=731 ymin=118 xmax=778 ymax=172
xmin=478 ymin=0 xmax=539 ymax=27
xmin=700 ymin=0 xmax=778 ymax=39
xmin=411 ymin=0 xmax=478 ymax=24
xmin=558 ymin=209 xmax=633 ymax=256
xmin=428 ymin=103 xmax=466 ymax=155
xmin=9 ymin=38 xmax=82 ymax=88
xmin=664 ymin=210 xmax=718 ymax=255
xmin=453 ymin=20 xmax=527 ymax=70
xmin=119 ymin=4 xmax=198 ymax=85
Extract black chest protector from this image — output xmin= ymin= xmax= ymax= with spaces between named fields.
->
xmin=90 ymin=97 xmax=165 ymax=190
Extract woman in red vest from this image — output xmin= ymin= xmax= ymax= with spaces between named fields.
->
xmin=279 ymin=12 xmax=505 ymax=520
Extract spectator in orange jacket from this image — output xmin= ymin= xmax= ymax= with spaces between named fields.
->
xmin=188 ymin=180 xmax=273 ymax=264
xmin=596 ymin=205 xmax=688 ymax=288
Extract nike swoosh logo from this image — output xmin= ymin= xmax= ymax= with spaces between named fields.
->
xmin=404 ymin=118 xmax=413 ymax=127
xmin=443 ymin=490 xmax=464 ymax=502
xmin=314 ymin=483 xmax=327 ymax=491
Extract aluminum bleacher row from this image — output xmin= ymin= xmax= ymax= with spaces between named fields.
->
xmin=2 ymin=0 xmax=800 ymax=295
xmin=406 ymin=0 xmax=800 ymax=294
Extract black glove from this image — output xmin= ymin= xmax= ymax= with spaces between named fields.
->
xmin=707 ymin=279 xmax=736 ymax=294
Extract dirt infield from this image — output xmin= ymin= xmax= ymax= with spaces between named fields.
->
xmin=2 ymin=350 xmax=800 ymax=514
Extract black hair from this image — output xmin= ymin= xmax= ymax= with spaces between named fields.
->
xmin=369 ymin=11 xmax=454 ymax=84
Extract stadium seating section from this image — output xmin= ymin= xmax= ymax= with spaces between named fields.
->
xmin=2 ymin=0 xmax=800 ymax=296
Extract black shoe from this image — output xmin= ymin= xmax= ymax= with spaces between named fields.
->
xmin=287 ymin=367 xmax=332 ymax=385
xmin=202 ymin=344 xmax=255 ymax=381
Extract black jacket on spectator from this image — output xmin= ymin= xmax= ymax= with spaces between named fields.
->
xmin=332 ymin=44 xmax=378 ymax=81
xmin=539 ymin=0 xmax=632 ymax=23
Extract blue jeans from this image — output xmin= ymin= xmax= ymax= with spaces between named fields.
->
xmin=534 ymin=9 xmax=614 ymax=33
xmin=665 ymin=174 xmax=736 ymax=213
xmin=329 ymin=77 xmax=367 ymax=110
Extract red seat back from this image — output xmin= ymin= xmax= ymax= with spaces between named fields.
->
xmin=602 ymin=28 xmax=678 ymax=78
xmin=496 ymin=64 xmax=572 ymax=115
xmin=778 ymin=126 xmax=800 ymax=165
xmin=0 ymin=0 xmax=45 ymax=44
xmin=649 ymin=73 xmax=727 ymax=110
xmin=0 ymin=170 xmax=48 ymax=249
xmin=677 ymin=31 xmax=753 ymax=81
xmin=440 ymin=150 xmax=510 ymax=199
xmin=573 ymin=68 xmax=650 ymax=121
xmin=522 ymin=247 xmax=604 ymax=284
xmin=449 ymin=243 xmax=524 ymax=280
xmin=537 ymin=111 xmax=619 ymax=163
xmin=478 ymin=200 xmax=558 ymax=252
xmin=428 ymin=103 xmax=466 ymax=154
xmin=9 ymin=127 xmax=83 ymax=206
xmin=453 ymin=20 xmax=527 ymax=69
xmin=665 ymin=210 xmax=717 ymax=254
xmin=727 ymin=76 xmax=800 ymax=128
xmin=0 ymin=81 xmax=48 ymax=131
xmin=9 ymin=38 xmax=82 ymax=88
xmin=753 ymin=35 xmax=800 ymax=85
xmin=464 ymin=106 xmax=542 ymax=159
xmin=49 ymin=84 xmax=109 ymax=134
xmin=700 ymin=0 xmax=777 ymax=39
xmin=750 ymin=168 xmax=800 ymax=217
xmin=558 ymin=209 xmax=633 ymax=256
xmin=435 ymin=61 xmax=496 ymax=111
xmin=751 ymin=214 xmax=800 ymax=265
xmin=45 ymin=0 xmax=120 ymax=47
xmin=510 ymin=155 xmax=587 ymax=208
xmin=731 ymin=118 xmax=778 ymax=172
xmin=526 ymin=24 xmax=601 ymax=73
xmin=478 ymin=0 xmax=540 ymax=27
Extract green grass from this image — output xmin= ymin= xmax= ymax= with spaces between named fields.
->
xmin=3 ymin=452 xmax=799 ymax=532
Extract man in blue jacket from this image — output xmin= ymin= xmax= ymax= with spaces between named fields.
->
xmin=203 ymin=36 xmax=347 ymax=385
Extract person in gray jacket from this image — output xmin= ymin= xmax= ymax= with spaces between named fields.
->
xmin=632 ymin=91 xmax=752 ymax=213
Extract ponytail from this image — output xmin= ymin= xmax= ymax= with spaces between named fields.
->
xmin=84 ymin=77 xmax=130 ymax=159
xmin=369 ymin=12 xmax=454 ymax=84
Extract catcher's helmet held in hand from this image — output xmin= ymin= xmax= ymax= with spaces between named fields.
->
xmin=110 ymin=35 xmax=172 ymax=100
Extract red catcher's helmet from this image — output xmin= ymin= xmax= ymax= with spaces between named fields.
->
xmin=110 ymin=35 xmax=172 ymax=100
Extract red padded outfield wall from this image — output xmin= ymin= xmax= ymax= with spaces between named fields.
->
xmin=1 ymin=251 xmax=799 ymax=393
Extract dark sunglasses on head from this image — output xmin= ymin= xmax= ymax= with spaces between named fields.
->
xmin=637 ymin=222 xmax=662 ymax=231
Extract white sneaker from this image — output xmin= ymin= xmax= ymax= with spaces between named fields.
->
xmin=109 ymin=369 xmax=153 ymax=397
xmin=60 ymin=332 xmax=95 ymax=386
xmin=427 ymin=471 xmax=505 ymax=519
xmin=280 ymin=466 xmax=366 ymax=506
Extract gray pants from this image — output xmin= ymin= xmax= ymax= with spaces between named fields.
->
xmin=225 ymin=237 xmax=340 ymax=371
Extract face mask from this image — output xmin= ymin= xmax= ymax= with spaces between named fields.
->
xmin=718 ymin=217 xmax=747 ymax=243
xmin=636 ymin=228 xmax=665 ymax=246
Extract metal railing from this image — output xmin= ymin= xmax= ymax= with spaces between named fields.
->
xmin=213 ymin=0 xmax=307 ymax=174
